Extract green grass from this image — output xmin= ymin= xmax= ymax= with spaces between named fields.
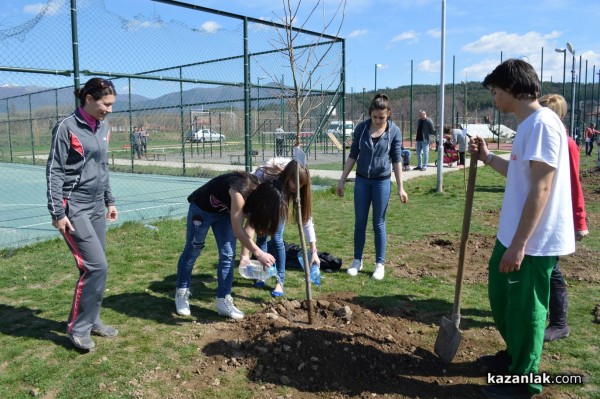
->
xmin=0 ymin=154 xmax=598 ymax=398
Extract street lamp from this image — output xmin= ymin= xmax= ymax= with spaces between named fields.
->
xmin=374 ymin=64 xmax=383 ymax=92
xmin=257 ymin=76 xmax=266 ymax=146
xmin=362 ymin=87 xmax=366 ymax=120
xmin=461 ymin=81 xmax=467 ymax=127
xmin=555 ymin=47 xmax=567 ymax=98
xmin=567 ymin=42 xmax=576 ymax=139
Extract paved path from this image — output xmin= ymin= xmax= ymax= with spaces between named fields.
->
xmin=104 ymin=154 xmax=509 ymax=183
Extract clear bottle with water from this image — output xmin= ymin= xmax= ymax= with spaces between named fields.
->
xmin=238 ymin=259 xmax=277 ymax=280
xmin=297 ymin=251 xmax=321 ymax=286
xmin=310 ymin=263 xmax=321 ymax=286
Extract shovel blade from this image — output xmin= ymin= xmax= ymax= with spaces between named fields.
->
xmin=434 ymin=316 xmax=462 ymax=364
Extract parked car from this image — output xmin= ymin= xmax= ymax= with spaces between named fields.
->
xmin=327 ymin=120 xmax=355 ymax=138
xmin=187 ymin=129 xmax=225 ymax=143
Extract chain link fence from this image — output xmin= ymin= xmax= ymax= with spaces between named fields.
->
xmin=0 ymin=0 xmax=345 ymax=249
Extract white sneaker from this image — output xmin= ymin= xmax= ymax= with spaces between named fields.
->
xmin=372 ymin=263 xmax=385 ymax=280
xmin=175 ymin=288 xmax=191 ymax=316
xmin=215 ymin=295 xmax=244 ymax=320
xmin=346 ymin=259 xmax=363 ymax=276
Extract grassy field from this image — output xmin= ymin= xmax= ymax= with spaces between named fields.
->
xmin=0 ymin=154 xmax=598 ymax=399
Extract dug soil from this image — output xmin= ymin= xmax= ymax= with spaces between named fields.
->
xmin=164 ymin=168 xmax=599 ymax=399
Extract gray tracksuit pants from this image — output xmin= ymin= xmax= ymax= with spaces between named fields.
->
xmin=62 ymin=198 xmax=108 ymax=336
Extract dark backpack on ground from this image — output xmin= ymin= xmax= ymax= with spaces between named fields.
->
xmin=283 ymin=242 xmax=342 ymax=272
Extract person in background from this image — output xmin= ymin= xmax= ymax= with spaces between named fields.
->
xmin=472 ymin=59 xmax=574 ymax=399
xmin=131 ymin=126 xmax=141 ymax=159
xmin=239 ymin=158 xmax=319 ymax=297
xmin=585 ymin=122 xmax=597 ymax=157
xmin=275 ymin=126 xmax=285 ymax=156
xmin=452 ymin=124 xmax=467 ymax=166
xmin=537 ymin=94 xmax=588 ymax=341
xmin=139 ymin=124 xmax=149 ymax=156
xmin=337 ymin=93 xmax=408 ymax=281
xmin=413 ymin=110 xmax=435 ymax=171
xmin=46 ymin=77 xmax=119 ymax=351
xmin=175 ymin=172 xmax=286 ymax=320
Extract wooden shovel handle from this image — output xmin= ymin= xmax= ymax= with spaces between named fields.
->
xmin=452 ymin=151 xmax=478 ymax=316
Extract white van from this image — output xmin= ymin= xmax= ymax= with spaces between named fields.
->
xmin=327 ymin=120 xmax=354 ymax=137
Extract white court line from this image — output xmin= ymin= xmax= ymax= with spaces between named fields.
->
xmin=1 ymin=202 xmax=188 ymax=231
xmin=0 ymin=204 xmax=46 ymax=208
xmin=1 ymin=221 xmax=52 ymax=229
xmin=118 ymin=203 xmax=187 ymax=213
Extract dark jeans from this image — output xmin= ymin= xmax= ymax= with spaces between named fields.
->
xmin=275 ymin=138 xmax=284 ymax=156
xmin=585 ymin=140 xmax=593 ymax=156
xmin=550 ymin=257 xmax=566 ymax=290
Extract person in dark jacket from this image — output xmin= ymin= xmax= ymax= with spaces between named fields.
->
xmin=46 ymin=77 xmax=118 ymax=351
xmin=336 ymin=94 xmax=408 ymax=280
xmin=414 ymin=110 xmax=435 ymax=170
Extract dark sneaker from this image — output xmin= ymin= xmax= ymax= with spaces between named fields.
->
xmin=544 ymin=325 xmax=570 ymax=342
xmin=92 ymin=324 xmax=118 ymax=338
xmin=478 ymin=350 xmax=511 ymax=374
xmin=67 ymin=332 xmax=95 ymax=350
xmin=413 ymin=166 xmax=422 ymax=171
xmin=481 ymin=384 xmax=531 ymax=399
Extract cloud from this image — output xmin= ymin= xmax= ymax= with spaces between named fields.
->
xmin=461 ymin=58 xmax=503 ymax=81
xmin=391 ymin=30 xmax=419 ymax=43
xmin=426 ymin=29 xmax=441 ymax=39
xmin=347 ymin=29 xmax=368 ymax=39
xmin=462 ymin=31 xmax=562 ymax=55
xmin=200 ymin=21 xmax=222 ymax=34
xmin=24 ymin=0 xmax=64 ymax=15
xmin=124 ymin=16 xmax=163 ymax=32
xmin=418 ymin=59 xmax=440 ymax=73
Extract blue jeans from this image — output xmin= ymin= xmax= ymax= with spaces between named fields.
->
xmin=353 ymin=175 xmax=391 ymax=264
xmin=256 ymin=220 xmax=286 ymax=284
xmin=416 ymin=140 xmax=430 ymax=168
xmin=176 ymin=202 xmax=237 ymax=298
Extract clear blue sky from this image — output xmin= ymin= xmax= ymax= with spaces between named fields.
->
xmin=2 ymin=0 xmax=599 ymax=93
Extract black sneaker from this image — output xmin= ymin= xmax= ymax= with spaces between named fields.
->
xmin=478 ymin=350 xmax=511 ymax=374
xmin=544 ymin=325 xmax=570 ymax=342
xmin=413 ymin=166 xmax=422 ymax=171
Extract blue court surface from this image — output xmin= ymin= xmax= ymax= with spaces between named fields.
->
xmin=0 ymin=163 xmax=207 ymax=249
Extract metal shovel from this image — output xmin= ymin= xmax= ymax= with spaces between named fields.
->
xmin=434 ymin=150 xmax=478 ymax=364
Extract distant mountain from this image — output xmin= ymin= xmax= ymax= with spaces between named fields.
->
xmin=0 ymin=84 xmax=150 ymax=113
xmin=0 ymin=83 xmax=280 ymax=113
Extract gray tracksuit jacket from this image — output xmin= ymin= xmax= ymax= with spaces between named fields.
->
xmin=46 ymin=109 xmax=115 ymax=220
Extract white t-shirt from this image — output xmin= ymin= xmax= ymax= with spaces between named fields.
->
xmin=497 ymin=107 xmax=575 ymax=256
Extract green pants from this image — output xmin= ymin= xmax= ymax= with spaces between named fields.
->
xmin=488 ymin=239 xmax=554 ymax=395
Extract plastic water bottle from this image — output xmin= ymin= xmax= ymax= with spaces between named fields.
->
xmin=297 ymin=251 xmax=321 ymax=286
xmin=238 ymin=259 xmax=276 ymax=280
xmin=309 ymin=263 xmax=321 ymax=286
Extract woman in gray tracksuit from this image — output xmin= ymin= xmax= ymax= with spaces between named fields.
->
xmin=46 ymin=78 xmax=118 ymax=351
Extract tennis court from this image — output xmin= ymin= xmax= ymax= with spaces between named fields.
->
xmin=0 ymin=163 xmax=207 ymax=249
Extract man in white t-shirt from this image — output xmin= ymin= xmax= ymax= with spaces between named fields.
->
xmin=471 ymin=59 xmax=575 ymax=399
